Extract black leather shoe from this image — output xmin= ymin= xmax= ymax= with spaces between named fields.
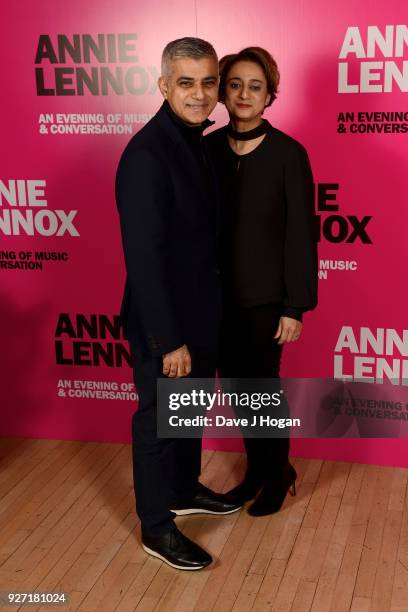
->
xmin=247 ymin=463 xmax=297 ymax=517
xmin=142 ymin=527 xmax=212 ymax=570
xmin=171 ymin=483 xmax=242 ymax=516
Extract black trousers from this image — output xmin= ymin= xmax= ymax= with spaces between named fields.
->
xmin=218 ymin=303 xmax=290 ymax=483
xmin=131 ymin=345 xmax=216 ymax=536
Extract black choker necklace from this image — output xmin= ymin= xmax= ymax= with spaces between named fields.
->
xmin=227 ymin=120 xmax=267 ymax=141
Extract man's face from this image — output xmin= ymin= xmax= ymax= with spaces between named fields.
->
xmin=159 ymin=57 xmax=219 ymax=125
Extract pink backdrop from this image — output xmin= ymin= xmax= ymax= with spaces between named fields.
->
xmin=2 ymin=1 xmax=407 ymax=466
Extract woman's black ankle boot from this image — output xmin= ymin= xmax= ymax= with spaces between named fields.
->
xmin=226 ymin=474 xmax=262 ymax=504
xmin=247 ymin=462 xmax=297 ymax=517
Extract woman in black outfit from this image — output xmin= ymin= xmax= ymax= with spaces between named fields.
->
xmin=205 ymin=47 xmax=318 ymax=516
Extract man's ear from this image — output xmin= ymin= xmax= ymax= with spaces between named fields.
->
xmin=265 ymin=93 xmax=271 ymax=107
xmin=158 ymin=76 xmax=168 ymax=99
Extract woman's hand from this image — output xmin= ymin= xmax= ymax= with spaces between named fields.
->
xmin=274 ymin=317 xmax=303 ymax=345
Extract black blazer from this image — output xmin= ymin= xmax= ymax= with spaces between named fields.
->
xmin=205 ymin=122 xmax=318 ymax=320
xmin=116 ymin=104 xmax=221 ymax=357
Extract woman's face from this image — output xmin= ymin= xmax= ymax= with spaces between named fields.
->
xmin=223 ymin=60 xmax=271 ymax=123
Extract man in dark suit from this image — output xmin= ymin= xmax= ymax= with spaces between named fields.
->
xmin=116 ymin=37 xmax=241 ymax=571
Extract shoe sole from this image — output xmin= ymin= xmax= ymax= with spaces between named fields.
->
xmin=142 ymin=544 xmax=211 ymax=570
xmin=171 ymin=506 xmax=242 ymax=516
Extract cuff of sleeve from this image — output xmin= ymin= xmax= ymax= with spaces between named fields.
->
xmin=282 ymin=307 xmax=304 ymax=322
xmin=147 ymin=333 xmax=185 ymax=357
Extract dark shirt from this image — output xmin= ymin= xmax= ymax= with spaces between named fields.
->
xmin=163 ymin=101 xmax=212 ymax=169
xmin=205 ymin=120 xmax=318 ymax=321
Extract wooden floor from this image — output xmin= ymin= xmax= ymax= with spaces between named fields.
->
xmin=0 ymin=439 xmax=407 ymax=612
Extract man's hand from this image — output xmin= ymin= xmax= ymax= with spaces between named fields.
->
xmin=274 ymin=317 xmax=303 ymax=345
xmin=162 ymin=344 xmax=192 ymax=378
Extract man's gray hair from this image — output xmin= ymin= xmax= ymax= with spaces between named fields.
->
xmin=161 ymin=37 xmax=218 ymax=77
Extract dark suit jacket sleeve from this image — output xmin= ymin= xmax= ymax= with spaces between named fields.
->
xmin=116 ymin=146 xmax=184 ymax=355
xmin=282 ymin=143 xmax=318 ymax=321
